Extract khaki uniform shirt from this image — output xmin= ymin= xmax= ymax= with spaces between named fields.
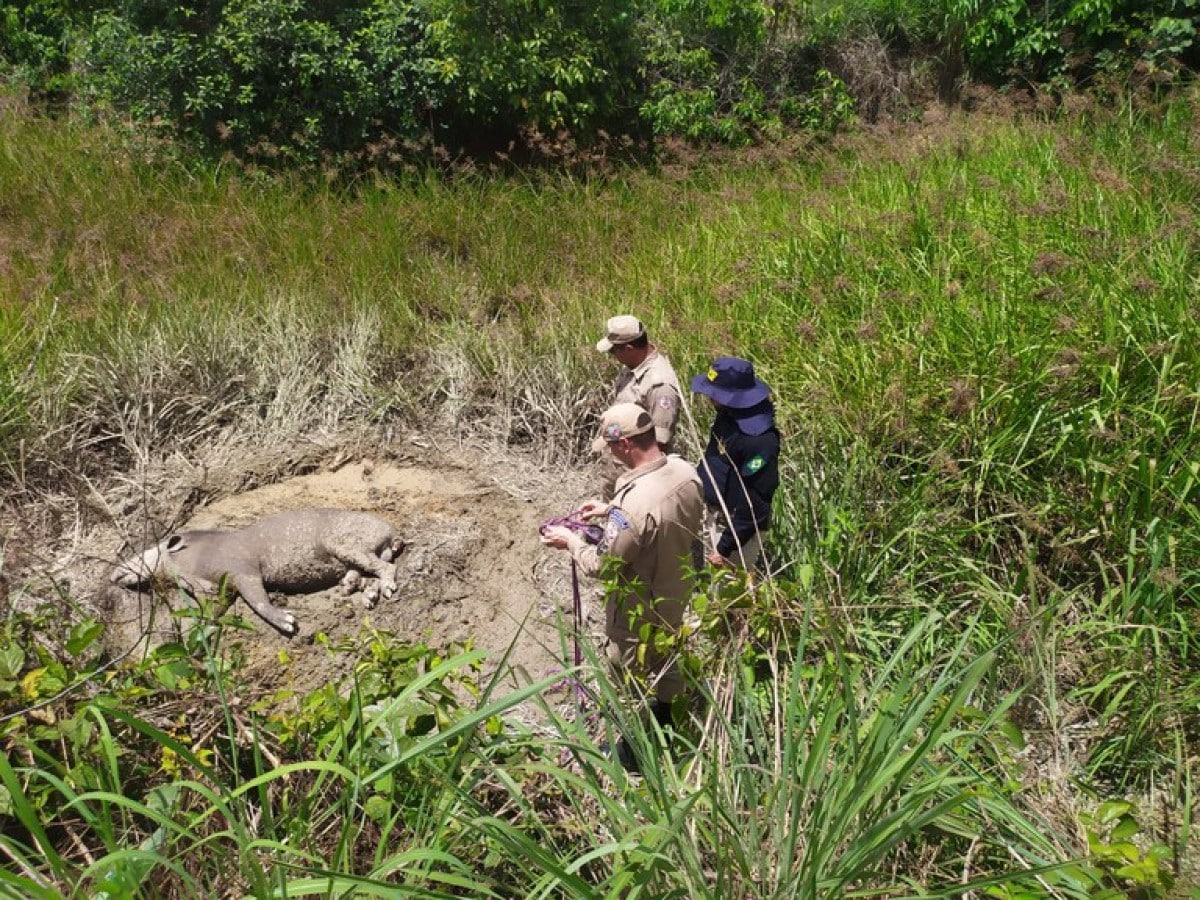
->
xmin=566 ymin=455 xmax=703 ymax=638
xmin=613 ymin=350 xmax=682 ymax=450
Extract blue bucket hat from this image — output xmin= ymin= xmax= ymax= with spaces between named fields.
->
xmin=691 ymin=357 xmax=771 ymax=409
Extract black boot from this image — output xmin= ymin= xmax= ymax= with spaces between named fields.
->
xmin=614 ymin=736 xmax=641 ymax=773
xmin=608 ymin=702 xmax=678 ymax=775
xmin=651 ymin=700 xmax=675 ymax=730
xmin=650 ymin=699 xmax=678 ymax=758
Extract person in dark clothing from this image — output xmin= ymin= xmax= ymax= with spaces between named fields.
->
xmin=690 ymin=357 xmax=781 ymax=570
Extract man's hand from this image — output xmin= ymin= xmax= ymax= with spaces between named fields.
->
xmin=707 ymin=550 xmax=730 ymax=567
xmin=540 ymin=525 xmax=574 ymax=549
xmin=576 ymin=500 xmax=610 ymax=520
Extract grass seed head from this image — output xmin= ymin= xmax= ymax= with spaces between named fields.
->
xmin=946 ymin=378 xmax=976 ymax=419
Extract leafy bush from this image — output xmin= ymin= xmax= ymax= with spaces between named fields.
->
xmin=10 ymin=0 xmax=870 ymax=161
xmin=4 ymin=0 xmax=1200 ymax=167
xmin=0 ymin=592 xmax=530 ymax=894
xmin=951 ymin=0 xmax=1199 ymax=83
xmin=0 ymin=0 xmax=99 ymax=99
xmin=80 ymin=0 xmax=447 ymax=164
xmin=72 ymin=0 xmax=646 ymax=164
xmin=420 ymin=0 xmax=641 ymax=143
xmin=638 ymin=0 xmax=856 ymax=141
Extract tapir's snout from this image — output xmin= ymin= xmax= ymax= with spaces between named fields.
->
xmin=109 ymin=560 xmax=147 ymax=588
xmin=109 ymin=545 xmax=165 ymax=588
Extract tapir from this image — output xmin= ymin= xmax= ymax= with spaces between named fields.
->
xmin=109 ymin=509 xmax=401 ymax=635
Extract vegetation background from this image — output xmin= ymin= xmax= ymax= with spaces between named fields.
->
xmin=1 ymin=0 xmax=1198 ymax=896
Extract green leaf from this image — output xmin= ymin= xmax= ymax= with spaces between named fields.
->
xmin=66 ymin=619 xmax=104 ymax=657
xmin=1096 ymin=799 xmax=1134 ymax=825
xmin=797 ymin=562 xmax=814 ymax=591
xmin=997 ymin=718 xmax=1026 ymax=749
xmin=364 ymin=794 xmax=392 ymax=823
xmin=1110 ymin=816 xmax=1140 ymax=841
xmin=152 ymin=660 xmax=193 ymax=690
xmin=1108 ymin=840 xmax=1141 ymax=862
xmin=0 ymin=644 xmax=25 ymax=680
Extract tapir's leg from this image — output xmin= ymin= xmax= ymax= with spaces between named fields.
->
xmin=162 ymin=571 xmax=216 ymax=597
xmin=362 ymin=581 xmax=381 ymax=609
xmin=326 ymin=545 xmax=397 ymax=605
xmin=228 ymin=572 xmax=298 ymax=636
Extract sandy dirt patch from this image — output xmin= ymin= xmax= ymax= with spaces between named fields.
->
xmin=91 ymin=442 xmax=599 ymax=701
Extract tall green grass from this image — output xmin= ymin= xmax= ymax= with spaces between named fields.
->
xmin=1 ymin=86 xmax=1197 ymax=894
xmin=0 ymin=599 xmax=1113 ymax=897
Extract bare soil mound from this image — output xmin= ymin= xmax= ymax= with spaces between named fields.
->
xmin=88 ymin=442 xmax=596 ymax=700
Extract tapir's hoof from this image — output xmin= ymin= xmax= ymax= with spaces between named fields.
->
xmin=363 ymin=583 xmax=380 ymax=609
xmin=275 ymin=612 xmax=299 ymax=635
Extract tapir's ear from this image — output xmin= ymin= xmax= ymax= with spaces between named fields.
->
xmin=166 ymin=535 xmax=187 ymax=553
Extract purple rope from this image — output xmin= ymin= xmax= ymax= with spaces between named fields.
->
xmin=540 ymin=512 xmax=604 ymax=545
xmin=569 ymin=559 xmax=584 ymax=710
xmin=541 ymin=510 xmax=603 ymax=715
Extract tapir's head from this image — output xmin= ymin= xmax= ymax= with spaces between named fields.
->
xmin=109 ymin=535 xmax=186 ymax=588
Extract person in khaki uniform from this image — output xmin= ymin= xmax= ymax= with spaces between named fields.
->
xmin=594 ymin=315 xmax=683 ymax=500
xmin=541 ymin=403 xmax=703 ymax=770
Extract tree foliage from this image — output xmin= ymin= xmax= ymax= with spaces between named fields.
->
xmin=79 ymin=0 xmax=447 ymax=161
xmin=0 ymin=0 xmax=106 ymax=99
xmin=0 ymin=0 xmax=1196 ymax=163
xmin=637 ymin=0 xmax=855 ymax=142
xmin=949 ymin=0 xmax=1199 ymax=82
xmin=420 ymin=0 xmax=642 ymax=140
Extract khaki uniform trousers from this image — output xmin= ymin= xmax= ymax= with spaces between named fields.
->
xmin=603 ymin=593 xmax=686 ymax=703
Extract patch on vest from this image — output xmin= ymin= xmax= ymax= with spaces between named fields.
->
xmin=742 ymin=455 xmax=766 ymax=475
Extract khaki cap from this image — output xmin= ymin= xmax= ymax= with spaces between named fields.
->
xmin=591 ymin=402 xmax=654 ymax=452
xmin=595 ymin=315 xmax=645 ymax=353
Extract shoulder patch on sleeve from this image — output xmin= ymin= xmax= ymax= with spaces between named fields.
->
xmin=602 ymin=508 xmax=632 ymax=549
xmin=658 ymin=394 xmax=678 ymax=408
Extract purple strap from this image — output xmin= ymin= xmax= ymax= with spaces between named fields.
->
xmin=540 ymin=512 xmax=604 ymax=545
xmin=570 ymin=559 xmax=584 ymax=703
xmin=542 ymin=509 xmax=603 ymax=715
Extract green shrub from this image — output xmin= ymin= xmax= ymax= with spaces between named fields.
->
xmin=951 ymin=0 xmax=1199 ymax=83
xmin=0 ymin=0 xmax=98 ymax=99
xmin=637 ymin=0 xmax=856 ymax=141
xmin=80 ymin=0 xmax=447 ymax=164
xmin=75 ymin=0 xmax=644 ymax=165
xmin=420 ymin=0 xmax=641 ymax=142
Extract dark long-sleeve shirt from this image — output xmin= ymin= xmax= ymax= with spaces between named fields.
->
xmin=696 ymin=412 xmax=781 ymax=559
